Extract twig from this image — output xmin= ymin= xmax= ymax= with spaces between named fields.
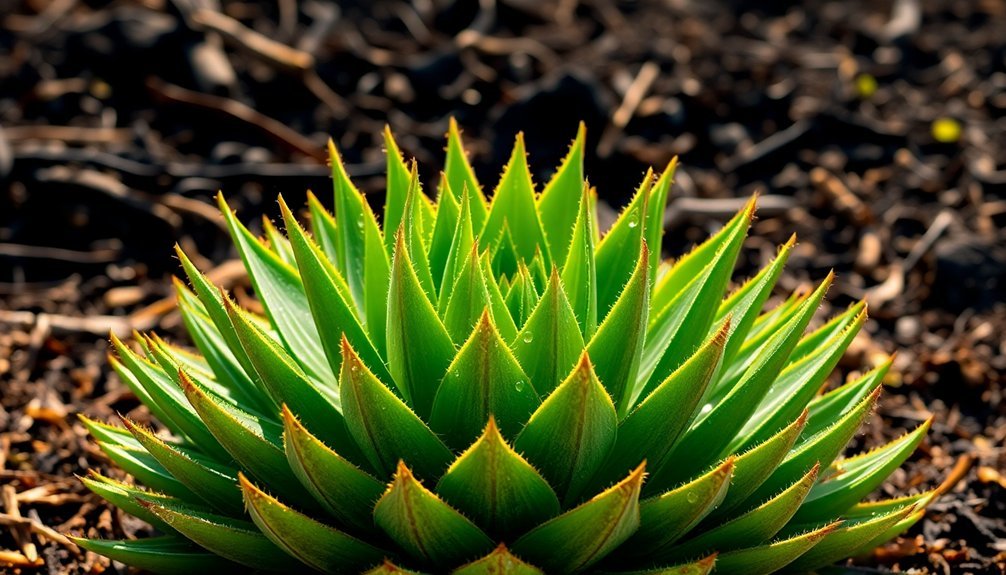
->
xmin=147 ymin=78 xmax=326 ymax=161
xmin=2 ymin=486 xmax=36 ymax=564
xmin=598 ymin=61 xmax=660 ymax=157
xmin=35 ymin=167 xmax=182 ymax=228
xmin=0 ymin=243 xmax=119 ymax=264
xmin=191 ymin=8 xmax=313 ymax=73
xmin=1 ymin=126 xmax=132 ymax=144
xmin=902 ymin=210 xmax=954 ymax=271
xmin=664 ymin=195 xmax=795 ymax=228
xmin=0 ymin=513 xmax=79 ymax=554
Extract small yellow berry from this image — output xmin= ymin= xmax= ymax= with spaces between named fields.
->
xmin=931 ymin=117 xmax=962 ymax=143
xmin=855 ymin=74 xmax=878 ymax=99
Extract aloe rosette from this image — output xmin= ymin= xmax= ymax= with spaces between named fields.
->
xmin=77 ymin=121 xmax=933 ymax=574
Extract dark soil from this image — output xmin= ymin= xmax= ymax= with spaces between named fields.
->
xmin=1 ymin=0 xmax=1004 ymax=573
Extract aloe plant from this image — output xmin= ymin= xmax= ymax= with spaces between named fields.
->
xmin=76 ymin=121 xmax=933 ymax=574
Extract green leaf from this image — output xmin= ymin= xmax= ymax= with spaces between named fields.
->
xmin=804 ymin=358 xmax=892 ymax=439
xmin=746 ymin=387 xmax=880 ymax=505
xmin=656 ymin=274 xmax=833 ymax=485
xmin=387 ymin=231 xmax=456 ymax=417
xmin=121 ymin=418 xmax=243 ymax=515
xmin=710 ymin=235 xmax=795 ymax=379
xmin=436 ymin=418 xmax=560 ymax=538
xmin=240 ymin=473 xmax=386 ymax=573
xmin=442 ymin=244 xmax=496 ymax=344
xmin=429 ymin=178 xmax=461 ymax=295
xmin=595 ymin=321 xmax=728 ymax=493
xmin=439 ymin=187 xmax=477 ymax=308
xmin=175 ymin=250 xmax=267 ymax=411
xmin=481 ymin=133 xmax=550 ymax=268
xmin=639 ymin=201 xmax=749 ymax=398
xmin=429 ymin=311 xmax=539 ymax=450
xmin=217 ymin=193 xmax=334 ymax=384
xmin=281 ymin=405 xmax=384 ymax=533
xmin=339 ymin=336 xmax=453 ymax=480
xmin=504 ymin=263 xmax=540 ymax=329
xmin=444 ymin=118 xmax=488 ymax=231
xmin=139 ymin=499 xmax=291 ymax=571
xmin=306 ymin=190 xmax=339 ymax=263
xmin=452 ymin=544 xmax=545 ymax=575
xmin=624 ymin=458 xmax=734 ymax=554
xmin=511 ymin=463 xmax=646 ymax=574
xmin=794 ymin=419 xmax=932 ymax=522
xmin=659 ymin=464 xmax=820 ymax=563
xmin=279 ymin=196 xmax=392 ymax=386
xmin=599 ymin=555 xmax=716 ymax=575
xmin=80 ymin=471 xmax=178 ymax=533
xmin=383 ymin=125 xmax=413 ymax=253
xmin=177 ymin=369 xmax=315 ymax=509
xmin=401 ymin=162 xmax=438 ymax=299
xmin=594 ymin=171 xmax=651 ymax=315
xmin=643 ymin=159 xmax=677 ymax=281
xmin=511 ymin=268 xmax=585 ymax=396
xmin=223 ymin=295 xmax=364 ymax=466
xmin=704 ymin=412 xmax=807 ymax=518
xmin=514 ymin=353 xmax=617 ymax=505
xmin=730 ymin=306 xmax=867 ymax=452
xmin=73 ymin=536 xmax=242 ymax=575
xmin=110 ymin=334 xmax=226 ymax=460
xmin=586 ymin=243 xmax=650 ymax=416
xmin=560 ymin=187 xmax=597 ymax=338
xmin=374 ymin=461 xmax=495 ymax=568
xmin=713 ymin=522 xmax=838 ymax=575
xmin=364 ymin=560 xmax=425 ymax=575
xmin=782 ymin=504 xmax=916 ymax=572
xmin=537 ymin=123 xmax=585 ymax=267
xmin=261 ymin=216 xmax=296 ymax=268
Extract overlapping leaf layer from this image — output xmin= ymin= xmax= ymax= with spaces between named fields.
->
xmin=78 ymin=121 xmax=933 ymax=574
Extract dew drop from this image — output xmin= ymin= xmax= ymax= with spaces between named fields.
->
xmin=627 ymin=209 xmax=639 ymax=228
xmin=686 ymin=492 xmax=699 ymax=504
xmin=515 ymin=380 xmax=525 ymax=392
xmin=522 ymin=332 xmax=534 ymax=344
xmin=699 ymin=403 xmax=713 ymax=415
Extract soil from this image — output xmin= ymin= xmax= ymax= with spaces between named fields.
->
xmin=1 ymin=0 xmax=1004 ymax=573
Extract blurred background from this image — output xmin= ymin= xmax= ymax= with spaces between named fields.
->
xmin=1 ymin=0 xmax=1004 ymax=573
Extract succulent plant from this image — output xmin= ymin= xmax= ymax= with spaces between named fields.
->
xmin=77 ymin=121 xmax=933 ymax=574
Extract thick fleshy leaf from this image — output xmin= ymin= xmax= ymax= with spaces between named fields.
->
xmin=505 ymin=263 xmax=540 ymax=329
xmin=240 ymin=473 xmax=386 ymax=573
xmin=442 ymin=245 xmax=496 ymax=344
xmin=804 ymin=358 xmax=892 ymax=439
xmin=512 ymin=268 xmax=585 ymax=396
xmin=339 ymin=336 xmax=453 ymax=480
xmin=515 ymin=353 xmax=617 ymax=505
xmin=139 ymin=499 xmax=291 ymax=570
xmin=429 ymin=178 xmax=461 ymax=294
xmin=430 ymin=311 xmax=538 ymax=449
xmin=73 ymin=536 xmax=241 ymax=575
xmin=177 ymin=369 xmax=315 ymax=509
xmin=713 ymin=523 xmax=838 ymax=575
xmin=746 ymin=387 xmax=880 ymax=505
xmin=387 ymin=231 xmax=456 ymax=417
xmin=444 ymin=118 xmax=488 ymax=231
xmin=122 ymin=418 xmax=242 ymax=515
xmin=624 ymin=458 xmax=734 ymax=554
xmin=561 ymin=187 xmax=598 ymax=338
xmin=440 ymin=187 xmax=477 ymax=308
xmin=383 ymin=125 xmax=415 ymax=252
xmin=731 ymin=306 xmax=867 ymax=451
xmin=511 ymin=463 xmax=646 ymax=574
xmin=80 ymin=471 xmax=179 ymax=533
xmin=262 ymin=216 xmax=296 ymax=267
xmin=217 ymin=193 xmax=334 ymax=384
xmin=481 ymin=133 xmax=550 ymax=268
xmin=596 ymin=321 xmax=728 ymax=491
xmin=452 ymin=544 xmax=545 ymax=575
xmin=401 ymin=163 xmax=438 ymax=298
xmin=782 ymin=504 xmax=916 ymax=572
xmin=643 ymin=159 xmax=676 ymax=281
xmin=110 ymin=334 xmax=227 ymax=460
xmin=537 ymin=123 xmax=585 ymax=267
xmin=374 ymin=461 xmax=495 ymax=568
xmin=281 ymin=405 xmax=384 ymax=533
xmin=223 ymin=295 xmax=363 ymax=465
xmin=655 ymin=274 xmax=833 ymax=485
xmin=594 ymin=171 xmax=651 ymax=314
xmin=600 ymin=555 xmax=716 ymax=575
xmin=639 ymin=201 xmax=750 ymax=397
xmin=364 ymin=561 xmax=425 ymax=575
xmin=306 ymin=191 xmax=339 ymax=263
xmin=660 ymin=464 xmax=820 ymax=563
xmin=705 ymin=412 xmax=807 ymax=518
xmin=279 ymin=195 xmax=391 ymax=385
xmin=794 ymin=419 xmax=931 ymax=522
xmin=436 ymin=418 xmax=560 ymax=538
xmin=586 ymin=243 xmax=650 ymax=415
